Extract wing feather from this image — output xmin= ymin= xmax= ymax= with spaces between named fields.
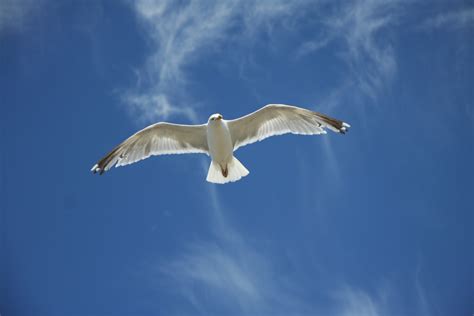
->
xmin=91 ymin=122 xmax=208 ymax=174
xmin=227 ymin=104 xmax=350 ymax=151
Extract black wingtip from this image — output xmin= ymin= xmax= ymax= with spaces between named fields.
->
xmin=91 ymin=164 xmax=104 ymax=175
xmin=339 ymin=122 xmax=350 ymax=134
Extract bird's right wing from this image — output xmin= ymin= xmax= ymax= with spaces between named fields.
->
xmin=227 ymin=104 xmax=350 ymax=151
xmin=91 ymin=122 xmax=208 ymax=175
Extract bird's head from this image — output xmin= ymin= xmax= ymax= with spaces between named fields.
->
xmin=208 ymin=113 xmax=223 ymax=122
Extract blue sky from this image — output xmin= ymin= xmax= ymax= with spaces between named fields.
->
xmin=1 ymin=0 xmax=473 ymax=315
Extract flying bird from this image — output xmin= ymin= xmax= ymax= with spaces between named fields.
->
xmin=91 ymin=104 xmax=350 ymax=184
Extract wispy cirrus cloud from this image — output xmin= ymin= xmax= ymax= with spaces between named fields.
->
xmin=419 ymin=8 xmax=474 ymax=30
xmin=332 ymin=277 xmax=435 ymax=316
xmin=300 ymin=0 xmax=402 ymax=106
xmin=162 ymin=241 xmax=281 ymax=314
xmin=127 ymin=0 xmax=407 ymax=123
xmin=126 ymin=0 xmax=311 ymax=123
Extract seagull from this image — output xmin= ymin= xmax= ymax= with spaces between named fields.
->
xmin=91 ymin=104 xmax=350 ymax=184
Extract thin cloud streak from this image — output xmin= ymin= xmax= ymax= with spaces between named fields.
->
xmin=296 ymin=36 xmax=332 ymax=59
xmin=161 ymin=242 xmax=265 ymax=314
xmin=161 ymin=237 xmax=315 ymax=315
xmin=326 ymin=0 xmax=400 ymax=102
xmin=419 ymin=8 xmax=474 ymax=30
xmin=300 ymin=0 xmax=402 ymax=106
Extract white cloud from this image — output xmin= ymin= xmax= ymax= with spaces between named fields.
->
xmin=126 ymin=0 xmax=311 ymax=123
xmin=419 ymin=8 xmax=474 ymax=30
xmin=296 ymin=36 xmax=332 ymax=58
xmin=329 ymin=0 xmax=399 ymax=101
xmin=330 ymin=266 xmax=435 ymax=316
xmin=127 ymin=0 xmax=406 ymax=123
xmin=124 ymin=92 xmax=199 ymax=124
xmin=162 ymin=242 xmax=263 ymax=312
xmin=127 ymin=0 xmax=235 ymax=122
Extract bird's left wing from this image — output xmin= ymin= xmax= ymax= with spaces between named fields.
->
xmin=227 ymin=104 xmax=350 ymax=151
xmin=91 ymin=122 xmax=208 ymax=175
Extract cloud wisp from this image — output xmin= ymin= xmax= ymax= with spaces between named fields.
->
xmin=127 ymin=0 xmax=407 ymax=124
xmin=419 ymin=8 xmax=474 ymax=31
xmin=126 ymin=0 xmax=236 ymax=122
xmin=300 ymin=0 xmax=402 ymax=106
xmin=126 ymin=0 xmax=310 ymax=123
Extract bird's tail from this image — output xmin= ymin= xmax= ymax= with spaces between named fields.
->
xmin=206 ymin=156 xmax=249 ymax=184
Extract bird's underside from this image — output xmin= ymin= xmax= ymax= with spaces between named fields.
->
xmin=91 ymin=104 xmax=350 ymax=183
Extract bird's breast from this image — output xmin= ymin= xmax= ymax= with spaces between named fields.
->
xmin=207 ymin=121 xmax=233 ymax=163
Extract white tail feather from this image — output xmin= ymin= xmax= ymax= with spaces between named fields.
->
xmin=206 ymin=156 xmax=249 ymax=184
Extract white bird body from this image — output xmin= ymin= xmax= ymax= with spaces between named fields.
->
xmin=91 ymin=104 xmax=350 ymax=184
xmin=205 ymin=115 xmax=249 ymax=183
xmin=207 ymin=117 xmax=233 ymax=166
